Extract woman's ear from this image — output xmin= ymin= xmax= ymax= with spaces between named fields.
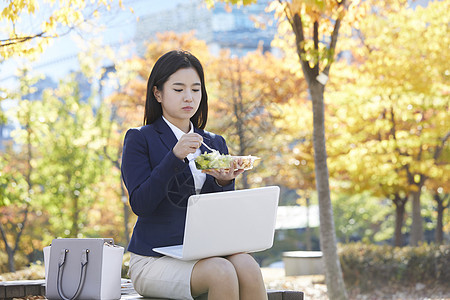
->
xmin=153 ymin=86 xmax=162 ymax=103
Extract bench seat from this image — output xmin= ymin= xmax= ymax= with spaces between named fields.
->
xmin=0 ymin=279 xmax=304 ymax=300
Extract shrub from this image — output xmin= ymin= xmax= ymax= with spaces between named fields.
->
xmin=0 ymin=263 xmax=45 ymax=281
xmin=339 ymin=242 xmax=450 ymax=291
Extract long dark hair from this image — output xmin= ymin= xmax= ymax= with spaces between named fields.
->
xmin=143 ymin=50 xmax=208 ymax=129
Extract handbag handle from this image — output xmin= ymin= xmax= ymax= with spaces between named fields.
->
xmin=56 ymin=248 xmax=89 ymax=300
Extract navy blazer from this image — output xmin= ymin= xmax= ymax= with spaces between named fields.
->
xmin=121 ymin=117 xmax=235 ymax=256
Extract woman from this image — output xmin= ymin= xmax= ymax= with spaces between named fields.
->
xmin=121 ymin=50 xmax=267 ymax=300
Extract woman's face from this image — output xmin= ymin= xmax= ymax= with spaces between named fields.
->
xmin=154 ymin=67 xmax=202 ymax=131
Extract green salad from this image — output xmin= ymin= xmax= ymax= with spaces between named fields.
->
xmin=195 ymin=151 xmax=233 ymax=170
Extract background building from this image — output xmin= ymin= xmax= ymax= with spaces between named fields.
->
xmin=0 ymin=0 xmax=277 ymax=149
xmin=134 ymin=0 xmax=276 ymax=57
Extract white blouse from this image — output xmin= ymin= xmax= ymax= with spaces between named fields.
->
xmin=162 ymin=116 xmax=206 ymax=194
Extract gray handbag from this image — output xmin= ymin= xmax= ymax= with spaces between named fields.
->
xmin=44 ymin=238 xmax=124 ymax=300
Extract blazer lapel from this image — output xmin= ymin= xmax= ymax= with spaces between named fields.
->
xmin=154 ymin=117 xmax=195 ymax=189
xmin=153 ymin=117 xmax=178 ymax=152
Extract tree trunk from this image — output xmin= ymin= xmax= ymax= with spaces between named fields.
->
xmin=435 ymin=195 xmax=443 ymax=244
xmin=7 ymin=243 xmax=15 ymax=272
xmin=288 ymin=7 xmax=348 ymax=299
xmin=306 ymin=197 xmax=312 ymax=251
xmin=393 ymin=194 xmax=406 ymax=247
xmin=6 ymin=245 xmax=15 ymax=272
xmin=0 ymin=224 xmax=16 ymax=272
xmin=123 ymin=197 xmax=130 ymax=246
xmin=72 ymin=194 xmax=80 ymax=237
xmin=310 ymin=81 xmax=348 ymax=300
xmin=410 ymin=190 xmax=423 ymax=246
xmin=121 ymin=177 xmax=130 ymax=247
xmin=434 ymin=193 xmax=448 ymax=245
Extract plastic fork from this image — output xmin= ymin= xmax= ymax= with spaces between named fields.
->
xmin=202 ymin=141 xmax=217 ymax=152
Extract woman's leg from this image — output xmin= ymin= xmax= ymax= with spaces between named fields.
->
xmin=191 ymin=257 xmax=239 ymax=300
xmin=226 ymin=253 xmax=268 ymax=300
xmin=129 ymin=254 xmax=197 ymax=300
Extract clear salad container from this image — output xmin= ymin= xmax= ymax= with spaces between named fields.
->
xmin=195 ymin=152 xmax=260 ymax=171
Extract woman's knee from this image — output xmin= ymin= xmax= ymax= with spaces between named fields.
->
xmin=191 ymin=257 xmax=239 ymax=296
xmin=227 ymin=253 xmax=265 ymax=283
xmin=227 ymin=253 xmax=261 ymax=273
xmin=226 ymin=254 xmax=267 ymax=299
xmin=202 ymin=257 xmax=238 ymax=282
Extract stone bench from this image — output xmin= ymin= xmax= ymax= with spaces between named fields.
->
xmin=0 ymin=279 xmax=304 ymax=300
xmin=121 ymin=279 xmax=303 ymax=299
xmin=0 ymin=279 xmax=46 ymax=299
xmin=283 ymin=251 xmax=324 ymax=276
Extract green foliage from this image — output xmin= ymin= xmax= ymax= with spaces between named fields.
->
xmin=0 ymin=87 xmax=7 ymax=125
xmin=12 ymin=78 xmax=106 ymax=238
xmin=5 ymin=72 xmax=121 ymax=243
xmin=332 ymin=192 xmax=391 ymax=243
xmin=1 ymin=63 xmax=127 ymax=271
xmin=0 ymin=156 xmax=28 ymax=207
xmin=340 ymin=242 xmax=450 ymax=291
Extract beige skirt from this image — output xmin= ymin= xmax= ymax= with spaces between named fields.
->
xmin=128 ymin=252 xmax=200 ymax=300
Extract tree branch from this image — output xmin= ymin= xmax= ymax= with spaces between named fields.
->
xmin=291 ymin=13 xmax=316 ymax=83
xmin=434 ymin=131 xmax=450 ymax=160
xmin=292 ymin=13 xmax=306 ymax=54
xmin=0 ymin=34 xmax=44 ymax=48
xmin=323 ymin=0 xmax=346 ymax=76
xmin=0 ymin=20 xmax=81 ymax=49
xmin=444 ymin=194 xmax=450 ymax=209
xmin=355 ymin=28 xmax=373 ymax=54
xmin=0 ymin=28 xmax=77 ymax=48
xmin=313 ymin=20 xmax=319 ymax=75
xmin=0 ymin=222 xmax=11 ymax=252
xmin=279 ymin=0 xmax=294 ymax=26
xmin=13 ymin=206 xmax=29 ymax=253
xmin=0 ymin=32 xmax=45 ymax=43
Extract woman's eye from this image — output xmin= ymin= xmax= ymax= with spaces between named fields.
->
xmin=192 ymin=89 xmax=200 ymax=92
xmin=174 ymin=89 xmax=183 ymax=92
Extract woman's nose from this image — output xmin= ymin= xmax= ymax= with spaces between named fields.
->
xmin=184 ymin=91 xmax=193 ymax=102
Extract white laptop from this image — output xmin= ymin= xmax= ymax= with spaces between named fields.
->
xmin=153 ymin=186 xmax=280 ymax=261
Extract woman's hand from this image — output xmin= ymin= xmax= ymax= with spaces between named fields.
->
xmin=202 ymin=158 xmax=245 ymax=186
xmin=173 ymin=133 xmax=203 ymax=160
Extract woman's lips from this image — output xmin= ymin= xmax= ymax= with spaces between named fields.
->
xmin=182 ymin=106 xmax=193 ymax=111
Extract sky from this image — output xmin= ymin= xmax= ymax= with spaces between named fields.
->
xmin=1 ymin=0 xmax=432 ymax=84
xmin=0 ymin=0 xmax=189 ymax=83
